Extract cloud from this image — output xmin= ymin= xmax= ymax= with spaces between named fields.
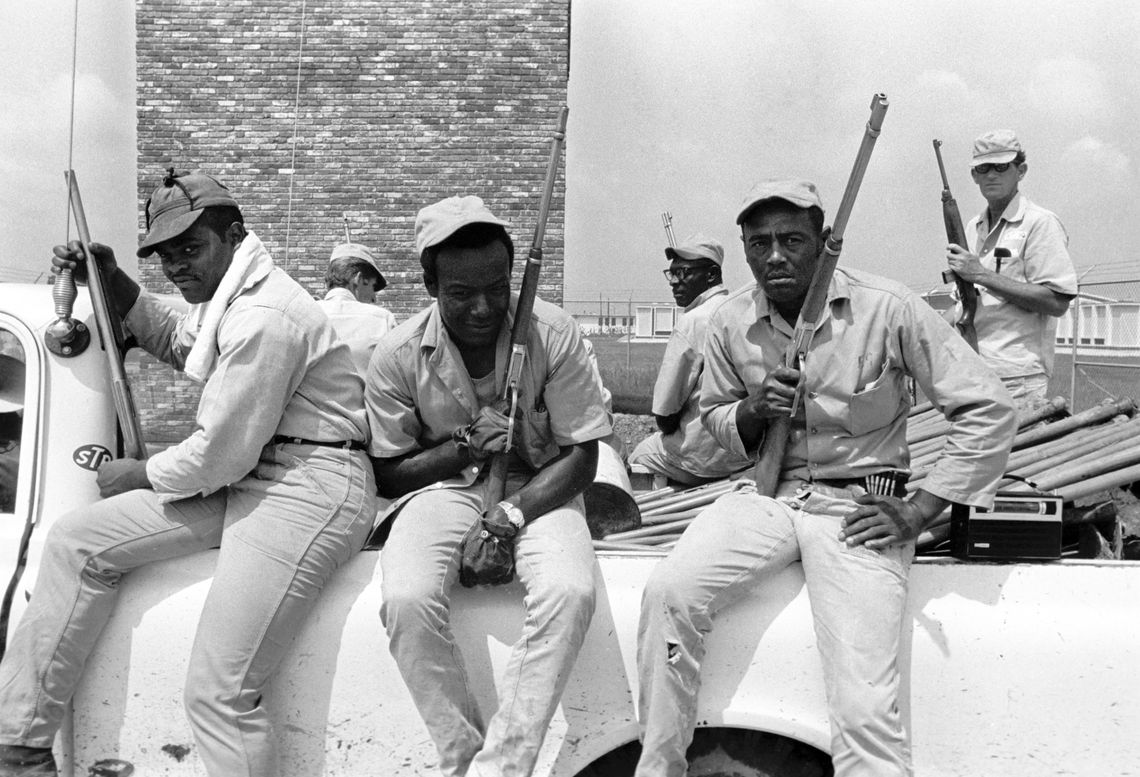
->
xmin=1059 ymin=135 xmax=1131 ymax=177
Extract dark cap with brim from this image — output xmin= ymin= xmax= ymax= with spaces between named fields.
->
xmin=137 ymin=169 xmax=240 ymax=257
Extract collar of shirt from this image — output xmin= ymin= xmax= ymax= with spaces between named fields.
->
xmin=977 ymin=192 xmax=1027 ymax=235
xmin=750 ymin=272 xmax=853 ymax=333
xmin=418 ymin=294 xmax=524 ymax=416
xmin=323 ymin=287 xmax=356 ymax=302
xmin=684 ymin=283 xmax=728 ymax=313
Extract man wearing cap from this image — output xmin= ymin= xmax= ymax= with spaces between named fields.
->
xmin=0 ymin=170 xmax=376 ymax=777
xmin=319 ymin=242 xmax=398 ymax=373
xmin=633 ymin=180 xmax=1016 ymax=777
xmin=366 ymin=195 xmax=610 ymax=777
xmin=628 ymin=233 xmax=751 ymax=487
xmin=945 ymin=130 xmax=1077 ymax=408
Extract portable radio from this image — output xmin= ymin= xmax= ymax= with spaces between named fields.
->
xmin=950 ymin=492 xmax=1063 ymax=561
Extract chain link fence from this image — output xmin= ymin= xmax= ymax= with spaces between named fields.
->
xmin=1051 ymin=278 xmax=1140 ymax=413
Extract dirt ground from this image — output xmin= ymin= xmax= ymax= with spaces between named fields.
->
xmin=611 ymin=412 xmax=656 ymax=460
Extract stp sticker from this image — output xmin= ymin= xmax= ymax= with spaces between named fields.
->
xmin=74 ymin=444 xmax=113 ymax=471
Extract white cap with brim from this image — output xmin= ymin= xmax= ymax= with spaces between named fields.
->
xmin=137 ymin=170 xmax=240 ymax=257
xmin=330 ymin=242 xmax=386 ymax=289
xmin=971 ymin=129 xmax=1023 ymax=167
xmin=0 ymin=355 xmax=25 ymax=413
xmin=415 ymin=195 xmax=510 ymax=257
xmin=736 ymin=179 xmax=824 ymax=225
xmin=665 ymin=233 xmax=725 ymax=266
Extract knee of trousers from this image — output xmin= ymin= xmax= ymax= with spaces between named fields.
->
xmin=182 ymin=671 xmax=258 ymax=727
xmin=641 ymin=561 xmax=702 ymax=624
xmin=379 ymin=576 xmax=449 ymax=634
xmin=42 ymin=511 xmax=121 ymax=588
xmin=532 ymin=575 xmax=597 ymax=631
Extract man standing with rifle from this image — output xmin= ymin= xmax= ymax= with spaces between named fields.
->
xmin=366 ymin=194 xmax=611 ymax=777
xmin=945 ymin=130 xmax=1077 ymax=408
xmin=633 ymin=178 xmax=1016 ymax=777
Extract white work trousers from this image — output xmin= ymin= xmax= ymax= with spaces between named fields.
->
xmin=634 ymin=483 xmax=915 ymax=777
xmin=380 ymin=484 xmax=596 ymax=777
xmin=0 ymin=443 xmax=375 ymax=777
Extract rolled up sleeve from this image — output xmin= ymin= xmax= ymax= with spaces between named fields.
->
xmin=901 ymin=298 xmax=1017 ymax=507
xmin=698 ymin=311 xmax=755 ymax=461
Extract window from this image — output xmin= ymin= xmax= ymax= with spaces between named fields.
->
xmin=0 ymin=329 xmax=26 ymax=513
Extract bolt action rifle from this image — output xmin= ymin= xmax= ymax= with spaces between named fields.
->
xmin=752 ymin=94 xmax=890 ymax=497
xmin=65 ymin=171 xmax=147 ymax=460
xmin=933 ymin=139 xmax=979 ymax=351
xmin=481 ymin=106 xmax=570 ymax=528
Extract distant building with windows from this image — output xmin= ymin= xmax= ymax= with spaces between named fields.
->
xmin=565 ymin=298 xmax=681 ymax=339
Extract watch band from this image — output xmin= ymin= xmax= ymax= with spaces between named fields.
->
xmin=497 ymin=500 xmax=525 ymax=530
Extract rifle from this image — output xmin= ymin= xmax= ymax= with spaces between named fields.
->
xmin=64 ymin=170 xmax=147 ymax=460
xmin=342 ymin=214 xmax=353 ymax=244
xmin=482 ymin=106 xmax=570 ymax=515
xmin=752 ymin=94 xmax=889 ymax=497
xmin=933 ymin=140 xmax=979 ymax=351
xmin=661 ymin=211 xmax=677 ymax=248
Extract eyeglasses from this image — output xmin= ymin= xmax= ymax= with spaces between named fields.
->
xmin=973 ymin=162 xmax=1013 ymax=175
xmin=663 ymin=267 xmax=707 ymax=283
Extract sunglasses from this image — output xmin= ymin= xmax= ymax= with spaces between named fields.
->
xmin=973 ymin=162 xmax=1014 ymax=175
xmin=663 ymin=267 xmax=708 ymax=283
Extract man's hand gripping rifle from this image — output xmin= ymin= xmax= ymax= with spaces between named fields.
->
xmin=933 ymin=139 xmax=979 ymax=351
xmin=751 ymin=94 xmax=890 ymax=498
xmin=458 ymin=107 xmax=569 ymax=587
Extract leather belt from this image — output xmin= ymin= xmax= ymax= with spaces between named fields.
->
xmin=271 ymin=435 xmax=367 ymax=451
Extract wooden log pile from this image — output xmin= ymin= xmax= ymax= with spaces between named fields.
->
xmin=594 ymin=396 xmax=1140 ymax=558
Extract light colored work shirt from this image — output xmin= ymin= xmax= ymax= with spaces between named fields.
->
xmin=318 ymin=287 xmax=397 ymax=375
xmin=651 ymin=285 xmax=751 ymax=478
xmin=700 ymin=268 xmax=1016 ymax=508
xmin=965 ymin=193 xmax=1077 ymax=379
xmin=366 ymin=293 xmax=612 ymax=491
xmin=130 ymin=269 xmax=368 ymax=503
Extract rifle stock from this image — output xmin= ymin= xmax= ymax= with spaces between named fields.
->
xmin=483 ymin=107 xmax=569 ymax=513
xmin=933 ymin=140 xmax=978 ymax=351
xmin=752 ymin=94 xmax=889 ymax=497
xmin=65 ymin=171 xmax=147 ymax=460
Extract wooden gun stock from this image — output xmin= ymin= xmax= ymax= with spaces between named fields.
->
xmin=752 ymin=94 xmax=889 ymax=497
xmin=933 ymin=140 xmax=978 ymax=351
xmin=483 ymin=107 xmax=569 ymax=513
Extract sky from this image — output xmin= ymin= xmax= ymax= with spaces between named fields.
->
xmin=2 ymin=1 xmax=1138 ymax=302
xmin=0 ymin=1 xmax=138 ymax=283
xmin=565 ymin=0 xmax=1140 ymax=301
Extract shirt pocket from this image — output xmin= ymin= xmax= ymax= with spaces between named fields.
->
xmin=845 ymin=362 xmax=906 ymax=436
xmin=517 ymin=406 xmax=560 ymax=470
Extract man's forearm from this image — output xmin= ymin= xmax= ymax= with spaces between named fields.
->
xmin=975 ymin=271 xmax=1072 ymax=316
xmin=373 ymin=440 xmax=474 ymax=499
xmin=506 ymin=441 xmax=598 ymax=524
xmin=107 ymin=268 xmax=142 ymax=320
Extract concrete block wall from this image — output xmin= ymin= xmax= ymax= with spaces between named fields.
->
xmin=133 ymin=0 xmax=569 ymax=441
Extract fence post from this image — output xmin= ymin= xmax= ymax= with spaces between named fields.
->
xmin=1068 ymin=267 xmax=1098 ymax=414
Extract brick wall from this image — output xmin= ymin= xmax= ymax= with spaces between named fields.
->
xmin=133 ymin=0 xmax=569 ymax=441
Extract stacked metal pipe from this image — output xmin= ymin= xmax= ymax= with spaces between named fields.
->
xmin=594 ymin=395 xmax=1140 ymax=554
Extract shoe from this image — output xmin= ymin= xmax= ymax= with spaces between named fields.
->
xmin=0 ymin=745 xmax=57 ymax=777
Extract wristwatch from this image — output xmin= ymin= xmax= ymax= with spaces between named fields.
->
xmin=497 ymin=500 xmax=526 ymax=532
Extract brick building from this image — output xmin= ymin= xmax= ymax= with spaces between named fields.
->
xmin=133 ymin=0 xmax=569 ymax=440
